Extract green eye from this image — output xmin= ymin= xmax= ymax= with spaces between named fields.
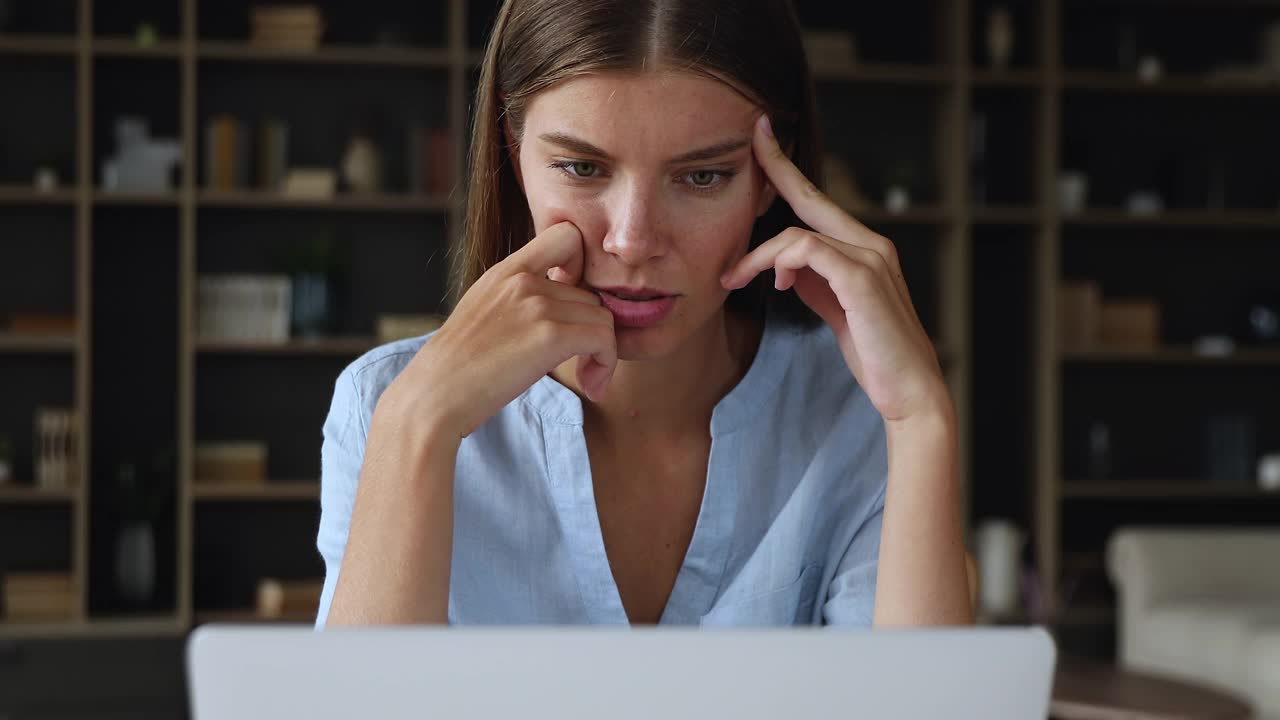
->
xmin=690 ymin=171 xmax=717 ymax=187
xmin=570 ymin=162 xmax=598 ymax=177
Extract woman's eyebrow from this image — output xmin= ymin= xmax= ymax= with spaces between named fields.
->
xmin=538 ymin=132 xmax=749 ymax=164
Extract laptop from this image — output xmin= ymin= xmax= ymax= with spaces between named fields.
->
xmin=188 ymin=625 xmax=1056 ymax=719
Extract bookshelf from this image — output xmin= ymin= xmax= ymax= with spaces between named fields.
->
xmin=1032 ymin=0 xmax=1280 ymax=660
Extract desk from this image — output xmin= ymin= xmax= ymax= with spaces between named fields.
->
xmin=1052 ymin=659 xmax=1253 ymax=720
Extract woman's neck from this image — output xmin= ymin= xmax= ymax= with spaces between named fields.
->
xmin=551 ymin=308 xmax=762 ymax=441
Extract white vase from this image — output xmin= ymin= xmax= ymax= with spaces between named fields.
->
xmin=975 ymin=519 xmax=1025 ymax=617
xmin=116 ymin=521 xmax=156 ymax=606
xmin=341 ymin=136 xmax=383 ymax=193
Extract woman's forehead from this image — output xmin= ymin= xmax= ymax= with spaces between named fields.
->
xmin=524 ymin=71 xmax=760 ymax=161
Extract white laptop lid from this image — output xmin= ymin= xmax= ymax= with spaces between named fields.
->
xmin=188 ymin=625 xmax=1056 ymax=720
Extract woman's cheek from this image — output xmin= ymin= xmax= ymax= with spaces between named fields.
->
xmin=526 ymin=187 xmax=609 ymax=245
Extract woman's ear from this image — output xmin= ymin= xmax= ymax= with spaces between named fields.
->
xmin=502 ymin=116 xmax=525 ymax=191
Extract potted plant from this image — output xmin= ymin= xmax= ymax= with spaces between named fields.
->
xmin=274 ymin=231 xmax=349 ymax=338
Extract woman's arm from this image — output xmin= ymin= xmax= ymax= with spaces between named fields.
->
xmin=323 ymin=221 xmax=614 ymax=626
xmin=724 ymin=115 xmax=972 ymax=626
xmin=875 ymin=405 xmax=974 ymax=626
xmin=324 ymin=405 xmax=460 ymax=625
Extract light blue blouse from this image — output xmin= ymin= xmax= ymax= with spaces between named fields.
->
xmin=315 ymin=308 xmax=888 ymax=628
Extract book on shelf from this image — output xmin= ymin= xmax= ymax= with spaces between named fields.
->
xmin=250 ymin=6 xmax=325 ymax=52
xmin=34 ymin=408 xmax=79 ymax=490
xmin=2 ymin=572 xmax=77 ymax=622
xmin=408 ymin=126 xmax=453 ymax=196
xmin=204 ymin=114 xmax=251 ymax=191
xmin=197 ymin=274 xmax=291 ymax=343
xmin=7 ymin=313 xmax=77 ymax=336
xmin=256 ymin=118 xmax=289 ymax=191
xmin=194 ymin=442 xmax=268 ymax=485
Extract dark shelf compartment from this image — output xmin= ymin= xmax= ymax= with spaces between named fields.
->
xmin=0 ymin=1 xmax=78 ymax=36
xmin=0 ymin=55 xmax=77 ymax=187
xmin=193 ymin=504 xmax=324 ymax=613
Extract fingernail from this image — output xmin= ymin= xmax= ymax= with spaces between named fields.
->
xmin=759 ymin=114 xmax=774 ymax=139
xmin=720 ymin=271 xmax=733 ymax=287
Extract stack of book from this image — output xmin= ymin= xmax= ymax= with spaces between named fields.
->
xmin=205 ymin=115 xmax=290 ymax=191
xmin=194 ymin=442 xmax=268 ymax=485
xmin=197 ymin=274 xmax=292 ymax=343
xmin=34 ymin=407 xmax=79 ymax=490
xmin=2 ymin=572 xmax=77 ymax=622
xmin=250 ymin=6 xmax=325 ymax=52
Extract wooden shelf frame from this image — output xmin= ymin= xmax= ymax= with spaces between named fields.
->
xmin=0 ymin=33 xmax=79 ymax=56
xmin=190 ymin=482 xmax=320 ymax=502
xmin=1062 ymin=346 xmax=1280 ymax=366
xmin=1061 ymin=482 xmax=1280 ymax=500
xmin=196 ymin=190 xmax=451 ymax=212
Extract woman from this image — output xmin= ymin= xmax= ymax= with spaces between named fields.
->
xmin=317 ymin=0 xmax=971 ymax=627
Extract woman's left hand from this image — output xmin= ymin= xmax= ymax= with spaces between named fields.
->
xmin=721 ymin=115 xmax=950 ymax=426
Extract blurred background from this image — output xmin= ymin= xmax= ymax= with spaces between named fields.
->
xmin=1 ymin=0 xmax=1279 ymax=717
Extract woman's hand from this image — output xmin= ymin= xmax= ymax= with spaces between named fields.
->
xmin=722 ymin=115 xmax=949 ymax=426
xmin=380 ymin=221 xmax=617 ymax=439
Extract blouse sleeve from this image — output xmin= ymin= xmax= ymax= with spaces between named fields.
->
xmin=821 ymin=479 xmax=886 ymax=626
xmin=314 ymin=366 xmax=369 ymax=629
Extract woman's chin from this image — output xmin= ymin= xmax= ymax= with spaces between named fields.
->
xmin=613 ymin=323 xmax=685 ymax=362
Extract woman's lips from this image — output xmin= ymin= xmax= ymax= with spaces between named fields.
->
xmin=594 ymin=288 xmax=678 ymax=329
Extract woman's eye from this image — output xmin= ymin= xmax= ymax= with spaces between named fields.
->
xmin=568 ymin=161 xmax=598 ymax=178
xmin=689 ymin=171 xmax=718 ymax=187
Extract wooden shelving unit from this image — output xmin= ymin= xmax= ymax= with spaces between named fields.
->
xmin=1030 ymin=0 xmax=1280 ymax=653
xmin=192 ymin=609 xmax=315 ymax=624
xmin=1062 ymin=71 xmax=1280 ymax=96
xmin=0 ymin=334 xmax=79 ymax=354
xmin=92 ymin=37 xmax=184 ymax=58
xmin=197 ymin=40 xmax=451 ymax=67
xmin=0 ymin=616 xmax=185 ymax=639
xmin=0 ymin=0 xmax=463 ymax=639
xmin=92 ymin=190 xmax=181 ymax=206
xmin=194 ymin=336 xmax=378 ymax=355
xmin=0 ymin=185 xmax=78 ymax=205
xmin=811 ymin=62 xmax=951 ymax=86
xmin=1062 ymin=346 xmax=1280 ymax=366
xmin=0 ymin=33 xmax=79 ymax=56
xmin=190 ymin=482 xmax=320 ymax=502
xmin=0 ymin=485 xmax=80 ymax=504
xmin=1060 ymin=482 xmax=1280 ymax=501
xmin=196 ymin=190 xmax=450 ymax=212
xmin=1062 ymin=209 xmax=1280 ymax=228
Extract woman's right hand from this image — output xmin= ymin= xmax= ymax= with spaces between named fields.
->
xmin=378 ymin=221 xmax=617 ymax=439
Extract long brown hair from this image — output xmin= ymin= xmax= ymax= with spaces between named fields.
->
xmin=454 ymin=0 xmax=822 ymax=326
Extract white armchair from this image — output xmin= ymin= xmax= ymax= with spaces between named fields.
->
xmin=1107 ymin=527 xmax=1280 ymax=720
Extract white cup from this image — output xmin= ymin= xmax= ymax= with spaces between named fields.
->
xmin=975 ymin=518 xmax=1025 ymax=617
xmin=1259 ymin=454 xmax=1280 ymax=492
xmin=1058 ymin=172 xmax=1088 ymax=215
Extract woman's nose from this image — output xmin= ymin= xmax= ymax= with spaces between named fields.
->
xmin=601 ymin=184 xmax=668 ymax=266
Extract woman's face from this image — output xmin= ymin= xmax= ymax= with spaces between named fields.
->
xmin=512 ymin=71 xmax=775 ymax=361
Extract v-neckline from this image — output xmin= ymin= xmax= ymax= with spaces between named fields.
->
xmin=523 ymin=309 xmax=795 ymax=624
